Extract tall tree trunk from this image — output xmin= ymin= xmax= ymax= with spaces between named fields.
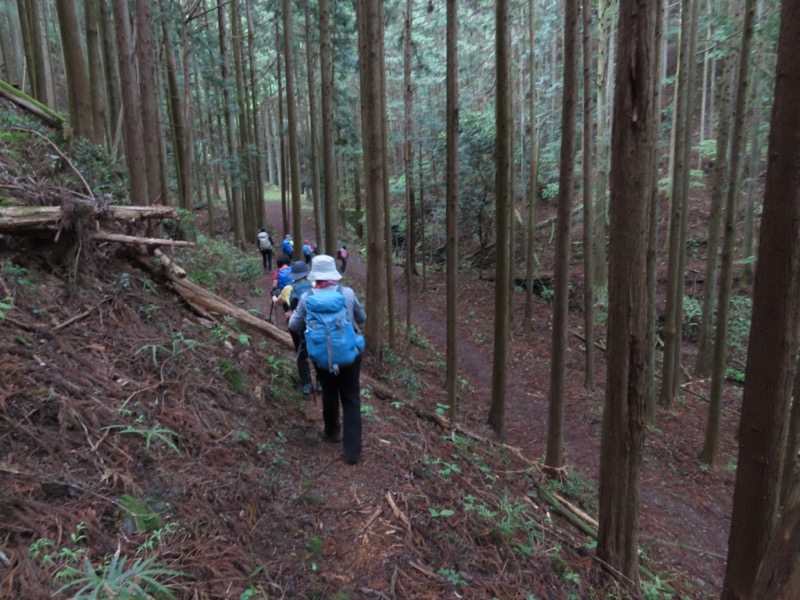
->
xmin=319 ymin=0 xmax=337 ymax=254
xmin=218 ymin=1 xmax=245 ymax=245
xmin=581 ymin=0 xmax=595 ymax=392
xmin=524 ymin=0 xmax=538 ymax=332
xmin=646 ymin=0 xmax=665 ymax=424
xmin=592 ymin=0 xmax=612 ymax=290
xmin=660 ymin=0 xmax=698 ymax=407
xmin=304 ymin=0 xmax=322 ymax=247
xmin=544 ymin=0 xmax=578 ymax=463
xmin=56 ymin=0 xmax=94 ymax=141
xmin=276 ymin=17 xmax=288 ymax=237
xmin=403 ymin=0 xmax=415 ymax=340
xmin=379 ymin=1 xmax=396 ymax=352
xmin=723 ymin=5 xmax=800 ymax=594
xmin=404 ymin=0 xmax=418 ymax=279
xmin=445 ymin=0 xmax=458 ymax=422
xmin=597 ymin=0 xmax=657 ymax=586
xmin=233 ymin=0 xmax=254 ymax=237
xmin=85 ymin=0 xmax=106 ymax=145
xmin=488 ymin=0 xmax=512 ymax=440
xmin=0 ymin=3 xmax=23 ymax=88
xmin=246 ymin=0 xmax=264 ymax=227
xmin=99 ymin=0 xmax=121 ymax=154
xmin=283 ymin=0 xmax=302 ymax=260
xmin=135 ymin=0 xmax=163 ymax=204
xmin=357 ymin=0 xmax=386 ymax=357
xmin=112 ymin=0 xmax=148 ymax=206
xmin=695 ymin=50 xmax=734 ymax=377
xmin=701 ymin=0 xmax=755 ymax=466
xmin=162 ymin=6 xmax=187 ymax=208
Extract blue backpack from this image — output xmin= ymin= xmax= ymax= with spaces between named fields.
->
xmin=281 ymin=238 xmax=293 ymax=256
xmin=276 ymin=267 xmax=292 ymax=292
xmin=304 ymin=286 xmax=365 ymax=374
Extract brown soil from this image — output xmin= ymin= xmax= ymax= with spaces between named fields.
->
xmin=1 ymin=101 xmax=740 ymax=599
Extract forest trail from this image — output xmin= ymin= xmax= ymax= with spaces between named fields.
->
xmin=263 ymin=197 xmax=738 ymax=596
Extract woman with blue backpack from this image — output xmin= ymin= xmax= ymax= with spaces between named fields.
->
xmin=289 ymin=255 xmax=366 ymax=465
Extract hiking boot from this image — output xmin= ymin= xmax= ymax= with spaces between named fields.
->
xmin=318 ymin=430 xmax=342 ymax=443
xmin=343 ymin=453 xmax=360 ymax=465
xmin=315 ymin=380 xmax=323 ymax=393
xmin=302 ymin=383 xmax=312 ymax=395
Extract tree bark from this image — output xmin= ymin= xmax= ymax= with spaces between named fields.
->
xmin=701 ymin=0 xmax=755 ymax=466
xmin=523 ymin=0 xmax=538 ymax=332
xmin=445 ymin=0 xmax=459 ymax=422
xmin=84 ymin=0 xmax=106 ymax=145
xmin=356 ymin=0 xmax=386 ymax=357
xmin=488 ymin=0 xmax=513 ymax=440
xmin=112 ymin=0 xmax=149 ymax=206
xmin=319 ymin=0 xmax=337 ymax=255
xmin=722 ymin=2 xmax=800 ymax=595
xmin=597 ymin=0 xmax=657 ymax=587
xmin=544 ymin=0 xmax=578 ymax=462
xmin=56 ymin=0 xmax=94 ymax=141
xmin=581 ymin=0 xmax=595 ymax=392
xmin=282 ymin=0 xmax=303 ymax=261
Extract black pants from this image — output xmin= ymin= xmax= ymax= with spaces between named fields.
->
xmin=290 ymin=330 xmax=311 ymax=386
xmin=317 ymin=354 xmax=362 ymax=462
xmin=339 ymin=258 xmax=347 ymax=273
xmin=261 ymin=249 xmax=273 ymax=270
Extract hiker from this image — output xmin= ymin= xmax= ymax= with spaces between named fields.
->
xmin=274 ymin=261 xmax=320 ymax=395
xmin=256 ymin=228 xmax=274 ymax=271
xmin=271 ymin=254 xmax=292 ymax=297
xmin=289 ymin=255 xmax=366 ymax=464
xmin=302 ymin=240 xmax=313 ymax=264
xmin=336 ymin=245 xmax=348 ymax=273
xmin=281 ymin=234 xmax=293 ymax=257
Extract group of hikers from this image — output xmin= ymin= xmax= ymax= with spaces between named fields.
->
xmin=257 ymin=228 xmax=347 ymax=273
xmin=257 ymin=227 xmax=362 ymax=465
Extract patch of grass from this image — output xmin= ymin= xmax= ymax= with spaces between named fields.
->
xmin=220 ymin=358 xmax=246 ymax=392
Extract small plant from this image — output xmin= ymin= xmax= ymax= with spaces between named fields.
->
xmin=428 ymin=507 xmax=455 ymax=518
xmin=138 ymin=304 xmax=160 ymax=319
xmin=0 ymin=296 xmax=13 ymax=320
xmin=55 ymin=554 xmax=182 ymax=599
xmin=103 ymin=423 xmax=180 ymax=454
xmin=306 ymin=536 xmax=323 ymax=554
xmin=220 ymin=359 xmax=246 ymax=392
xmin=434 ymin=403 xmax=449 ymax=415
xmin=438 ymin=566 xmax=467 ymax=586
xmin=360 ymin=403 xmax=377 ymax=419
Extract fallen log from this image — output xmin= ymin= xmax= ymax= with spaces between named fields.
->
xmin=0 ymin=204 xmax=178 ymax=233
xmin=0 ymin=79 xmax=64 ymax=129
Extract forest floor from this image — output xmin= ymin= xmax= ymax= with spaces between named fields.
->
xmin=0 ymin=97 xmax=744 ymax=599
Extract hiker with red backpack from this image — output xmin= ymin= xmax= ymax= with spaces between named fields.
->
xmin=336 ymin=245 xmax=348 ymax=273
xmin=289 ymin=254 xmax=366 ymax=464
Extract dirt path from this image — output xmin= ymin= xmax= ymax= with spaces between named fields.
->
xmin=265 ymin=201 xmax=737 ymax=596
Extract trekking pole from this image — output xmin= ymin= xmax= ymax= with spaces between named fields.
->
xmin=268 ymin=300 xmax=275 ymax=324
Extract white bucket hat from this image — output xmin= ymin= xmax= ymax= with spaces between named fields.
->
xmin=308 ymin=254 xmax=342 ymax=282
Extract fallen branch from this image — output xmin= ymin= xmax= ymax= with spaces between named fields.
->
xmin=385 ymin=491 xmax=412 ymax=533
xmin=53 ymin=308 xmax=93 ymax=331
xmin=89 ymin=231 xmax=195 ymax=247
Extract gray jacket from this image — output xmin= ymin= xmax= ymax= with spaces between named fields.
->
xmin=288 ymin=284 xmax=366 ymax=334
